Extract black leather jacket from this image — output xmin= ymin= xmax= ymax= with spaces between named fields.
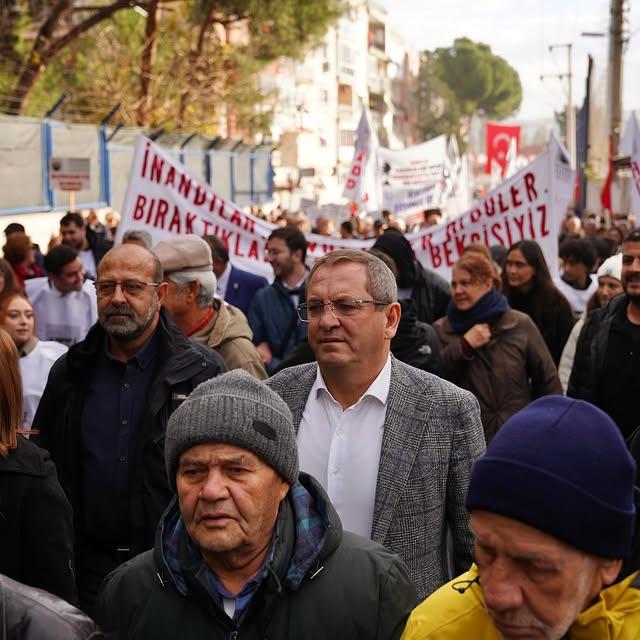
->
xmin=0 ymin=574 xmax=103 ymax=640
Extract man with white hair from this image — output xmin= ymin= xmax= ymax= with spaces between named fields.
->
xmin=154 ymin=235 xmax=266 ymax=380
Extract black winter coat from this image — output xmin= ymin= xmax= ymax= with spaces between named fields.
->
xmin=568 ymin=294 xmax=640 ymax=438
xmin=32 ymin=309 xmax=226 ymax=554
xmin=411 ymin=261 xmax=451 ymax=325
xmin=97 ymin=474 xmax=417 ymax=640
xmin=0 ymin=436 xmax=76 ymax=603
xmin=0 ymin=574 xmax=103 ymax=640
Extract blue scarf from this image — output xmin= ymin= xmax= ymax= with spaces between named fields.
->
xmin=447 ymin=288 xmax=509 ymax=335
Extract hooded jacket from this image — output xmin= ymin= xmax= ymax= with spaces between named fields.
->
xmin=401 ymin=565 xmax=640 ymax=640
xmin=189 ymin=300 xmax=267 ymax=380
xmin=96 ymin=473 xmax=416 ymax=639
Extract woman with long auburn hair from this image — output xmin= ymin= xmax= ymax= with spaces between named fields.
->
xmin=0 ymin=327 xmax=76 ymax=602
xmin=434 ymin=252 xmax=562 ymax=441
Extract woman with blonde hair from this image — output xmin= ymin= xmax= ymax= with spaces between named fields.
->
xmin=434 ymin=252 xmax=561 ymax=441
xmin=0 ymin=293 xmax=67 ymax=429
xmin=0 ymin=327 xmax=76 ymax=602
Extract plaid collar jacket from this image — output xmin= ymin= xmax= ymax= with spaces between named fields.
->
xmin=266 ymin=356 xmax=486 ymax=600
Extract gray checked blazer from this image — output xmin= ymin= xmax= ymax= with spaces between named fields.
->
xmin=266 ymin=356 xmax=486 ymax=601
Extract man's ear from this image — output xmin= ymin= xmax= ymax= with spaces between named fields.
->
xmin=157 ymin=281 xmax=169 ymax=305
xmin=384 ymin=302 xmax=402 ymax=340
xmin=187 ymin=280 xmax=201 ymax=304
xmin=598 ymin=558 xmax=623 ymax=587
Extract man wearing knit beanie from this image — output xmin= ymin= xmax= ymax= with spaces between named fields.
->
xmin=97 ymin=370 xmax=416 ymax=639
xmin=402 ymin=395 xmax=640 ymax=640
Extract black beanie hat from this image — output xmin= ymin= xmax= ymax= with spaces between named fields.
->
xmin=467 ymin=395 xmax=636 ymax=559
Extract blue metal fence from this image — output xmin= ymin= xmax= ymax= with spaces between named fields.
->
xmin=0 ymin=116 xmax=273 ymax=216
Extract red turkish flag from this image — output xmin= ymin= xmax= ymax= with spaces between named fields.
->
xmin=485 ymin=123 xmax=521 ymax=174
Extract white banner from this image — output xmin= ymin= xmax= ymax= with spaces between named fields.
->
xmin=378 ymin=135 xmax=448 ymax=221
xmin=341 ymin=108 xmax=382 ymax=213
xmin=620 ymin=113 xmax=640 ymax=219
xmin=118 ymin=135 xmax=573 ymax=283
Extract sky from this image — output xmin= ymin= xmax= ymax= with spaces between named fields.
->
xmin=380 ymin=0 xmax=640 ymax=122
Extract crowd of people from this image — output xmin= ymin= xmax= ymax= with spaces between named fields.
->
xmin=0 ymin=205 xmax=638 ymax=639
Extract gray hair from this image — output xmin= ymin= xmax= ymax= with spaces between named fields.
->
xmin=308 ymin=249 xmax=398 ymax=302
xmin=167 ymin=270 xmax=217 ymax=308
xmin=122 ymin=229 xmax=153 ymax=249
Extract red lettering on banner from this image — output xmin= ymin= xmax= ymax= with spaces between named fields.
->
xmin=221 ymin=229 xmax=232 ymax=244
xmin=209 ymin=196 xmax=218 ymax=212
xmin=178 ymin=174 xmax=192 ymax=199
xmin=537 ymin=204 xmax=549 ymax=236
xmin=504 ymin=217 xmax=514 ymax=246
xmin=153 ymin=200 xmax=169 ymax=229
xmin=352 ymin=165 xmax=361 ymax=176
xmin=167 ymin=206 xmax=181 ymax=232
xmin=322 ymin=244 xmax=335 ymax=253
xmin=145 ymin=199 xmax=156 ymax=225
xmin=528 ymin=208 xmax=535 ymax=237
xmin=510 ymin=184 xmax=522 ymax=207
xmin=498 ymin=192 xmax=509 ymax=214
xmin=247 ymin=240 xmax=260 ymax=260
xmin=219 ymin=202 xmax=227 ymax=219
xmin=230 ymin=210 xmax=243 ymax=227
xmin=470 ymin=232 xmax=480 ymax=243
xmin=470 ymin=208 xmax=482 ymax=223
xmin=429 ymin=242 xmax=442 ymax=268
xmin=513 ymin=215 xmax=526 ymax=239
xmin=133 ymin=194 xmax=146 ymax=220
xmin=194 ymin=186 xmax=206 ymax=206
xmin=151 ymin=156 xmax=164 ymax=183
xmin=442 ymin=240 xmax=454 ymax=267
xmin=244 ymin=218 xmax=255 ymax=234
xmin=142 ymin=144 xmax=151 ymax=178
xmin=484 ymin=197 xmax=496 ymax=217
xmin=307 ymin=242 xmax=317 ymax=254
xmin=491 ymin=222 xmax=504 ymax=245
xmin=202 ymin=220 xmax=212 ymax=235
xmin=155 ymin=199 xmax=169 ymax=228
xmin=454 ymin=233 xmax=466 ymax=256
xmin=185 ymin=212 xmax=196 ymax=234
xmin=164 ymin=166 xmax=176 ymax=188
xmin=524 ymin=172 xmax=537 ymax=201
xmin=234 ymin=234 xmax=245 ymax=257
xmin=346 ymin=178 xmax=356 ymax=190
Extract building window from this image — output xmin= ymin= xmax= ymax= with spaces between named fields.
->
xmin=339 ymin=129 xmax=355 ymax=147
xmin=338 ymin=84 xmax=353 ymax=106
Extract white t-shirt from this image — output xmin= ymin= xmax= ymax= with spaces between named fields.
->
xmin=554 ymin=275 xmax=598 ymax=316
xmin=26 ymin=277 xmax=98 ymax=347
xmin=297 ymin=355 xmax=391 ymax=538
xmin=20 ymin=339 xmax=68 ymax=429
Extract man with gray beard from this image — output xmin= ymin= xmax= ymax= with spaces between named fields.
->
xmin=33 ymin=244 xmax=226 ymax=615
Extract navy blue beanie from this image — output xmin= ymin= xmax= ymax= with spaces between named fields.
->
xmin=467 ymin=396 xmax=636 ymax=559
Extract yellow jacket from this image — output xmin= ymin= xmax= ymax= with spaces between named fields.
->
xmin=401 ymin=565 xmax=640 ymax=639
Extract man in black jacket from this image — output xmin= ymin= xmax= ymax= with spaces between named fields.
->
xmin=33 ymin=244 xmax=225 ymax=614
xmin=97 ymin=370 xmax=416 ymax=639
xmin=568 ymin=228 xmax=640 ymax=439
xmin=60 ymin=212 xmax=112 ymax=280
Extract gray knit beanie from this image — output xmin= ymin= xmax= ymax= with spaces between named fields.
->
xmin=165 ymin=369 xmax=299 ymax=489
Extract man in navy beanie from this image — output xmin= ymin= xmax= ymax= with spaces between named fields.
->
xmin=402 ymin=395 xmax=640 ymax=640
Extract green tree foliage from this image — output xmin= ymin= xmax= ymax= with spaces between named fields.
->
xmin=0 ymin=0 xmax=343 ymax=136
xmin=416 ymin=37 xmax=522 ymax=144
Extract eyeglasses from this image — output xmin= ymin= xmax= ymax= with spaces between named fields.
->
xmin=94 ymin=280 xmax=160 ymax=298
xmin=297 ymin=297 xmax=389 ymax=322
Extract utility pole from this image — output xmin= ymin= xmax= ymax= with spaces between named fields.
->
xmin=608 ymin=0 xmax=625 ymax=152
xmin=542 ymin=43 xmax=575 ymax=168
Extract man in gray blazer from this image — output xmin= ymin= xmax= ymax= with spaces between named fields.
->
xmin=266 ymin=248 xmax=486 ymax=600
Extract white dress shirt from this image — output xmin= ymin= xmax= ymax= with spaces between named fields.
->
xmin=297 ymin=354 xmax=391 ymax=538
xmin=79 ymin=248 xmax=97 ymax=280
xmin=217 ymin=262 xmax=232 ymax=300
xmin=25 ymin=277 xmax=98 ymax=347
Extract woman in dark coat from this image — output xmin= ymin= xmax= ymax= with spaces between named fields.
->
xmin=435 ymin=252 xmax=561 ymax=441
xmin=502 ymin=239 xmax=574 ymax=365
xmin=0 ymin=327 xmax=76 ymax=603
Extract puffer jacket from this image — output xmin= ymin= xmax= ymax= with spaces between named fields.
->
xmin=97 ymin=473 xmax=416 ymax=639
xmin=401 ymin=565 xmax=640 ymax=639
xmin=0 ymin=574 xmax=103 ymax=640
xmin=435 ymin=308 xmax=562 ymax=441
xmin=190 ymin=299 xmax=267 ymax=380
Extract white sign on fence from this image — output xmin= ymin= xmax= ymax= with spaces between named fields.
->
xmin=49 ymin=157 xmax=91 ymax=192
